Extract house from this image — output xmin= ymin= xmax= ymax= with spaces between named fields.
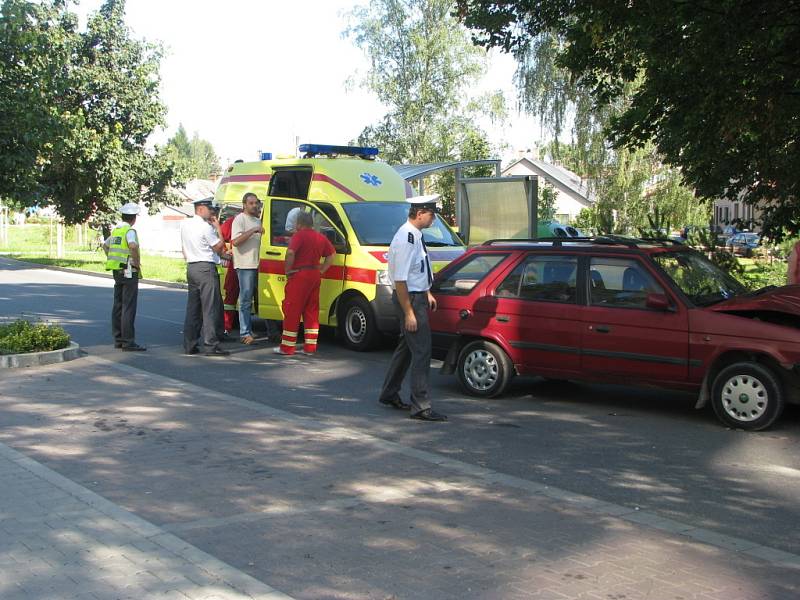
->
xmin=713 ymin=195 xmax=761 ymax=232
xmin=502 ymin=154 xmax=595 ymax=223
xmin=133 ymin=178 xmax=218 ymax=256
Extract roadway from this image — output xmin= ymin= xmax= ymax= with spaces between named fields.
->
xmin=2 ymin=256 xmax=799 ymax=557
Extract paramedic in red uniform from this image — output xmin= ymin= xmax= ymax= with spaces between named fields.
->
xmin=219 ymin=210 xmax=239 ymax=336
xmin=274 ymin=211 xmax=335 ymax=356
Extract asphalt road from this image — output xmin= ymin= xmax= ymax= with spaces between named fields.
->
xmin=2 ymin=256 xmax=799 ymax=556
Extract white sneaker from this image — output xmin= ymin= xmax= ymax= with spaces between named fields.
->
xmin=272 ymin=347 xmax=292 ymax=355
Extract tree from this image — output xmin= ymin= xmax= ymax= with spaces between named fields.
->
xmin=456 ymin=1 xmax=800 ymax=239
xmin=166 ymin=124 xmax=221 ymax=180
xmin=345 ymin=0 xmax=503 ymax=220
xmin=0 ymin=0 xmax=182 ymax=224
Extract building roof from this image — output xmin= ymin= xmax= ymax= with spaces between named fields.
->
xmin=172 ymin=178 xmax=217 ymax=203
xmin=503 ymin=157 xmax=595 ymax=204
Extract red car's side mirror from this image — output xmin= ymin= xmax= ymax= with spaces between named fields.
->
xmin=646 ymin=293 xmax=672 ymax=311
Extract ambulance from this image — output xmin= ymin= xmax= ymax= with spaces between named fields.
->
xmin=214 ymin=144 xmax=466 ymax=351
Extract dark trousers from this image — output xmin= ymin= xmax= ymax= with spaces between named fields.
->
xmin=184 ymin=262 xmax=223 ymax=352
xmin=379 ymin=291 xmax=432 ymax=414
xmin=112 ymin=270 xmax=139 ymax=346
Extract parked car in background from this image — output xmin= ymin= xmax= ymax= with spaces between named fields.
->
xmin=726 ymin=232 xmax=761 ymax=257
xmin=431 ymin=236 xmax=800 ymax=430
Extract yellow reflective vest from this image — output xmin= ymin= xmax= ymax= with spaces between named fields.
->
xmin=105 ymin=224 xmax=134 ymax=271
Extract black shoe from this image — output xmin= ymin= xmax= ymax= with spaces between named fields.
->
xmin=114 ymin=343 xmax=123 ymax=349
xmin=410 ymin=409 xmax=447 ymax=422
xmin=185 ymin=347 xmax=199 ymax=355
xmin=121 ymin=344 xmax=146 ymax=352
xmin=205 ymin=347 xmax=230 ymax=357
xmin=380 ymin=397 xmax=410 ymax=410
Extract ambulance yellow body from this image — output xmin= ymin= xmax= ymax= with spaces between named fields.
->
xmin=214 ymin=144 xmax=465 ymax=350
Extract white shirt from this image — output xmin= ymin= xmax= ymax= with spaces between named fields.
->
xmin=285 ymin=207 xmax=302 ymax=233
xmin=181 ymin=215 xmax=221 ymax=263
xmin=388 ymin=221 xmax=432 ymax=292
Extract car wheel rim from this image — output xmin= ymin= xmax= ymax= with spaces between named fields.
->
xmin=345 ymin=306 xmax=367 ymax=344
xmin=463 ymin=349 xmax=499 ymax=391
xmin=720 ymin=374 xmax=768 ymax=422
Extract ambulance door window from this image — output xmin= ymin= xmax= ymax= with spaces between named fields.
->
xmin=314 ymin=202 xmax=347 ymax=236
xmin=270 ymin=199 xmax=306 ymax=247
xmin=268 ymin=169 xmax=312 ymax=200
xmin=309 ymin=207 xmax=348 ymax=254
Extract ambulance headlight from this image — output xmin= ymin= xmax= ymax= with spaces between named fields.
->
xmin=376 ymin=270 xmax=392 ymax=286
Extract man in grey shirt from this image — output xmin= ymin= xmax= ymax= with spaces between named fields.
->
xmin=230 ymin=193 xmax=264 ymax=344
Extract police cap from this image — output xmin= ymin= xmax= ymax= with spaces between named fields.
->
xmin=406 ymin=194 xmax=440 ymax=212
xmin=120 ymin=202 xmax=140 ymax=215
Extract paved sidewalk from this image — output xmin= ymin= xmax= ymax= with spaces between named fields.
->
xmin=1 ymin=355 xmax=799 ymax=599
xmin=0 ymin=441 xmax=293 ymax=600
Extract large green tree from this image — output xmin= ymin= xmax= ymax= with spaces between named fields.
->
xmin=345 ymin=0 xmax=503 ymax=217
xmin=457 ymin=1 xmax=800 ymax=239
xmin=0 ymin=0 xmax=181 ymax=223
xmin=166 ymin=124 xmax=220 ymax=180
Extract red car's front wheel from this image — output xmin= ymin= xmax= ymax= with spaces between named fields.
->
xmin=711 ymin=362 xmax=784 ymax=430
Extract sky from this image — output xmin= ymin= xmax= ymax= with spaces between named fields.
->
xmin=75 ymin=0 xmax=543 ymax=167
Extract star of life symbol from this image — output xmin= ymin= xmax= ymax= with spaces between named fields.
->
xmin=360 ymin=173 xmax=382 ymax=186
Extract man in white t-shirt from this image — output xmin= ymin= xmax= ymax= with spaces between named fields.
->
xmin=181 ymin=198 xmax=232 ymax=356
xmin=231 ymin=193 xmax=264 ymax=344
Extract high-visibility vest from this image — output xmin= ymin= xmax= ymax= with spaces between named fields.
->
xmin=105 ymin=224 xmax=134 ymax=270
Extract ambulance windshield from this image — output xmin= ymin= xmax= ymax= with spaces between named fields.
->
xmin=343 ymin=202 xmax=462 ymax=247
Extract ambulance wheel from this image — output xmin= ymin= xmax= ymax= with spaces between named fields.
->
xmin=339 ymin=297 xmax=379 ymax=351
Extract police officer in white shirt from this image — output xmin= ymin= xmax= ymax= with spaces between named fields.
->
xmin=378 ymin=195 xmax=447 ymax=421
xmin=181 ymin=198 xmax=232 ymax=356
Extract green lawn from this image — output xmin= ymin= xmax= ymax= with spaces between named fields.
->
xmin=1 ymin=224 xmax=186 ymax=283
xmin=738 ymin=257 xmax=788 ymax=290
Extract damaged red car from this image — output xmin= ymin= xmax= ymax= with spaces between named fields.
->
xmin=431 ymin=237 xmax=800 ymax=430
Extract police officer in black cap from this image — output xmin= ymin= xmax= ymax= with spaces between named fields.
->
xmin=378 ymin=195 xmax=447 ymax=421
xmin=181 ymin=198 xmax=232 ymax=356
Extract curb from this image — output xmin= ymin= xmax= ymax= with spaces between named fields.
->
xmin=0 ymin=341 xmax=82 ymax=369
xmin=0 ymin=256 xmax=188 ymax=290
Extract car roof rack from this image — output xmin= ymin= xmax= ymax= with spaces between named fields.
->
xmin=482 ymin=236 xmax=640 ymax=248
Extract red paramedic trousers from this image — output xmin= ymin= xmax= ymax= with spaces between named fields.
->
xmin=280 ymin=268 xmax=320 ymax=355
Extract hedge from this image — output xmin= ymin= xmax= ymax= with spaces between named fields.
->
xmin=0 ymin=320 xmax=71 ymax=355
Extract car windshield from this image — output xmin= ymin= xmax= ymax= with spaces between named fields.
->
xmin=342 ymin=202 xmax=462 ymax=246
xmin=651 ymin=250 xmax=747 ymax=306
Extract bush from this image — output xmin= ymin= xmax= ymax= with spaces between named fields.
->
xmin=0 ymin=320 xmax=71 ymax=355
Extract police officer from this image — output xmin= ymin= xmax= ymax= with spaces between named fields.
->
xmin=103 ymin=202 xmax=146 ymax=351
xmin=378 ymin=195 xmax=447 ymax=421
xmin=181 ymin=198 xmax=232 ymax=356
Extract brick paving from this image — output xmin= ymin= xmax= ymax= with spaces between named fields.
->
xmin=1 ymin=355 xmax=799 ymax=599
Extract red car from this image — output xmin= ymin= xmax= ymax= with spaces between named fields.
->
xmin=431 ymin=237 xmax=800 ymax=430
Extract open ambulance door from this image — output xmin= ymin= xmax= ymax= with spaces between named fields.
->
xmin=258 ymin=197 xmax=348 ymax=325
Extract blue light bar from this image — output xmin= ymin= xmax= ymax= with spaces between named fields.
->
xmin=260 ymin=152 xmax=272 ymax=160
xmin=299 ymin=144 xmax=379 ymax=159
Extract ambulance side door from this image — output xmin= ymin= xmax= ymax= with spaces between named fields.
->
xmin=259 ymin=198 xmax=348 ymax=324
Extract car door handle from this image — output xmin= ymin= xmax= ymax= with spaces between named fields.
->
xmin=496 ymin=315 xmax=510 ymax=322
xmin=264 ymin=251 xmax=281 ymax=256
xmin=593 ymin=325 xmax=611 ymax=333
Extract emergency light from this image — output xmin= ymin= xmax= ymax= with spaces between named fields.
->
xmin=299 ymin=144 xmax=379 ymax=159
xmin=260 ymin=152 xmax=272 ymax=160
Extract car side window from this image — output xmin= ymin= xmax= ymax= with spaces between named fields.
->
xmin=589 ymin=257 xmax=665 ymax=309
xmin=495 ymin=255 xmax=577 ymax=303
xmin=432 ymin=253 xmax=508 ymax=296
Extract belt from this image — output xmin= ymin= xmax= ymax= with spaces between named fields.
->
xmin=187 ymin=261 xmax=215 ymax=265
xmin=294 ymin=264 xmax=319 ymax=271
xmin=408 ymin=290 xmax=428 ymax=294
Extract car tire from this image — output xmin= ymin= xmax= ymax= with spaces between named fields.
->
xmin=710 ymin=362 xmax=784 ymax=430
xmin=457 ymin=340 xmax=513 ymax=398
xmin=338 ymin=296 xmax=379 ymax=352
